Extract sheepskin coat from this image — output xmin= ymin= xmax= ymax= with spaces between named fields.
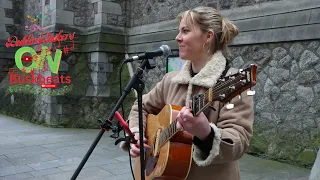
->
xmin=121 ymin=50 xmax=254 ymax=180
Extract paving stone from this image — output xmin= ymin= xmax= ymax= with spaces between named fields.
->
xmin=0 ymin=172 xmax=33 ymax=180
xmin=0 ymin=159 xmax=13 ymax=169
xmin=57 ymin=164 xmax=79 ymax=172
xmin=24 ymin=177 xmax=47 ymax=180
xmin=240 ymin=171 xmax=261 ymax=180
xmin=0 ymin=165 xmax=33 ymax=176
xmin=114 ymin=156 xmax=131 ymax=162
xmin=6 ymin=153 xmax=59 ymax=166
xmin=0 ymin=146 xmax=48 ymax=156
xmin=45 ymin=167 xmax=113 ymax=180
xmin=99 ymin=173 xmax=133 ymax=180
xmin=0 ymin=143 xmax=25 ymax=150
xmin=40 ymin=141 xmax=88 ymax=149
xmin=99 ymin=161 xmax=132 ymax=175
xmin=29 ymin=168 xmax=62 ymax=177
xmin=27 ymin=157 xmax=82 ymax=171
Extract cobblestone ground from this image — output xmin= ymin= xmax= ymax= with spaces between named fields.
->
xmin=0 ymin=114 xmax=311 ymax=180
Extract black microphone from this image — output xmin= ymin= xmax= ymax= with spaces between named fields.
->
xmin=124 ymin=45 xmax=171 ymax=63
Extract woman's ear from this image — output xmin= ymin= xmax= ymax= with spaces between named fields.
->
xmin=206 ymin=31 xmax=214 ymax=43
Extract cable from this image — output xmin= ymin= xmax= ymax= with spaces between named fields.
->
xmin=119 ymin=61 xmax=136 ymax=180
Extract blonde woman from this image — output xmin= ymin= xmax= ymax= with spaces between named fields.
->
xmin=121 ymin=6 xmax=254 ymax=180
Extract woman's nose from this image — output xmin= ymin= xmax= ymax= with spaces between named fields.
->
xmin=175 ymin=33 xmax=182 ymax=42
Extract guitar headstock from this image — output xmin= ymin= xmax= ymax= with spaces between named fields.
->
xmin=192 ymin=64 xmax=257 ymax=116
xmin=212 ymin=64 xmax=257 ymax=103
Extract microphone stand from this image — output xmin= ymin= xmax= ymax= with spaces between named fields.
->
xmin=70 ymin=58 xmax=156 ymax=180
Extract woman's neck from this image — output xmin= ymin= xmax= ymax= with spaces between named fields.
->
xmin=191 ymin=54 xmax=213 ymax=73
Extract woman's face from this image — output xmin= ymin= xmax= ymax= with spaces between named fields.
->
xmin=175 ymin=16 xmax=209 ymax=61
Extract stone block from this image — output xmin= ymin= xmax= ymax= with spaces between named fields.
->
xmin=0 ymin=25 xmax=6 ymax=32
xmin=45 ymin=113 xmax=60 ymax=126
xmin=94 ymin=13 xmax=103 ymax=25
xmin=0 ymin=0 xmax=12 ymax=9
xmin=0 ymin=17 xmax=14 ymax=25
xmin=127 ymin=40 xmax=177 ymax=54
xmin=57 ymin=104 xmax=62 ymax=115
xmin=98 ymin=1 xmax=122 ymax=15
xmin=235 ymin=16 xmax=273 ymax=32
xmin=54 ymin=9 xmax=74 ymax=25
xmin=82 ymin=42 xmax=125 ymax=53
xmin=128 ymin=29 xmax=177 ymax=45
xmin=85 ymin=85 xmax=96 ymax=96
xmin=222 ymin=5 xmax=259 ymax=21
xmin=49 ymin=0 xmax=64 ymax=10
xmin=89 ymin=62 xmax=113 ymax=72
xmin=285 ymin=10 xmax=311 ymax=27
xmin=296 ymin=0 xmax=320 ymax=10
xmin=272 ymin=14 xmax=287 ymax=28
xmin=90 ymin=52 xmax=108 ymax=63
xmin=0 ymin=8 xmax=5 ymax=18
xmin=42 ymin=96 xmax=57 ymax=104
xmin=257 ymin=0 xmax=298 ymax=17
xmin=310 ymin=8 xmax=320 ymax=24
xmin=94 ymin=13 xmax=119 ymax=25
xmin=58 ymin=61 xmax=69 ymax=72
xmin=91 ymin=72 xmax=107 ymax=86
xmin=128 ymin=19 xmax=177 ymax=36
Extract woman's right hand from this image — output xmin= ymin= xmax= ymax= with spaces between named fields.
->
xmin=130 ymin=133 xmax=151 ymax=158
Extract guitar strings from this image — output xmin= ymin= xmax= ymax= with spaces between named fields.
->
xmin=197 ymin=75 xmax=244 ymax=104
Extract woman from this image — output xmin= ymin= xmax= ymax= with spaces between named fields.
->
xmin=120 ymin=6 xmax=254 ymax=180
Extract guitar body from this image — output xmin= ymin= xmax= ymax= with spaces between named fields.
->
xmin=133 ymin=104 xmax=194 ymax=180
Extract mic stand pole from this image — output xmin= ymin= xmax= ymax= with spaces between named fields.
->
xmin=70 ymin=59 xmax=153 ymax=180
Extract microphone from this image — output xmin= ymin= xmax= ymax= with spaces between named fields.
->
xmin=124 ymin=45 xmax=171 ymax=63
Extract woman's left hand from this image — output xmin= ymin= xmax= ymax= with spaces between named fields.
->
xmin=176 ymin=106 xmax=212 ymax=140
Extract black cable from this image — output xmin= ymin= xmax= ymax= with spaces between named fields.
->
xmin=119 ymin=61 xmax=136 ymax=180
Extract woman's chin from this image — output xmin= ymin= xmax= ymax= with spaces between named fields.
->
xmin=179 ymin=54 xmax=189 ymax=60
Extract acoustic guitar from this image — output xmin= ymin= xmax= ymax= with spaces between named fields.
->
xmin=133 ymin=64 xmax=257 ymax=180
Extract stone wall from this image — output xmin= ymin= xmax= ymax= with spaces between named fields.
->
xmin=129 ymin=0 xmax=282 ymax=27
xmin=227 ymin=41 xmax=320 ymax=167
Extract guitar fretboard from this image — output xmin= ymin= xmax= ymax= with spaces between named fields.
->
xmin=159 ymin=119 xmax=180 ymax=147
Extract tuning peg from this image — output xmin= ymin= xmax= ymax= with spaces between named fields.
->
xmin=239 ymin=94 xmax=242 ymax=101
xmin=247 ymin=88 xmax=255 ymax=96
xmin=226 ymin=102 xmax=234 ymax=110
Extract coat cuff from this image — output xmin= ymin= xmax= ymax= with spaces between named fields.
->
xmin=192 ymin=123 xmax=221 ymax=166
xmin=119 ymin=127 xmax=139 ymax=152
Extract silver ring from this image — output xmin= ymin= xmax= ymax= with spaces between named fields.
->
xmin=183 ymin=117 xmax=187 ymax=122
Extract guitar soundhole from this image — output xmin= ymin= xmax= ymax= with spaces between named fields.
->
xmin=146 ymin=156 xmax=158 ymax=176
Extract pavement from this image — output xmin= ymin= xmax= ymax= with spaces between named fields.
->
xmin=0 ymin=114 xmax=312 ymax=180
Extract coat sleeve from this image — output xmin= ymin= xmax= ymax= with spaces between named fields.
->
xmin=193 ymin=89 xmax=254 ymax=166
xmin=119 ymin=73 xmax=170 ymax=151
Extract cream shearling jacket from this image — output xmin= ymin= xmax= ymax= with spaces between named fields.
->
xmin=120 ymin=51 xmax=254 ymax=180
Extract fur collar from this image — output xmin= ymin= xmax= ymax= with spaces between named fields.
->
xmin=171 ymin=50 xmax=227 ymax=88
